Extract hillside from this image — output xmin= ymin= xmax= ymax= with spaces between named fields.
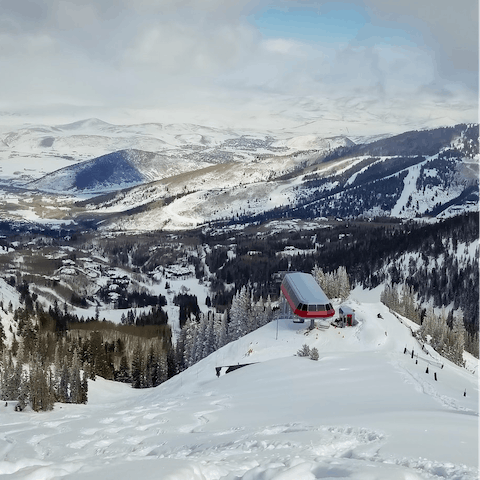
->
xmin=0 ymin=288 xmax=477 ymax=479
xmin=0 ymin=122 xmax=476 ymax=228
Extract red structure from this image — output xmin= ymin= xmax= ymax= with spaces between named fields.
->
xmin=281 ymin=272 xmax=335 ymax=320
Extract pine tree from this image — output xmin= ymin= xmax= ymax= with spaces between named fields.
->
xmin=201 ymin=313 xmax=215 ymax=359
xmin=312 ymin=265 xmax=326 ymax=293
xmin=29 ymin=360 xmax=54 ymax=411
xmin=0 ymin=318 xmax=5 ymax=352
xmin=158 ymin=351 xmax=168 ymax=384
xmin=131 ymin=342 xmax=144 ymax=389
xmin=116 ymin=355 xmax=131 ymax=383
xmin=80 ymin=372 xmax=88 ymax=404
xmin=16 ymin=370 xmax=29 ymax=411
xmin=69 ymin=349 xmax=83 ymax=404
xmin=337 ymin=266 xmax=350 ymax=301
xmin=57 ymin=362 xmax=70 ymax=403
xmin=183 ymin=317 xmax=198 ymax=368
xmin=297 ymin=344 xmax=311 ymax=357
xmin=451 ymin=309 xmax=466 ymax=366
xmin=229 ymin=286 xmax=251 ymax=342
xmin=215 ymin=312 xmax=229 ymax=350
xmin=310 ymin=347 xmax=319 ymax=361
xmin=0 ymin=352 xmax=17 ymax=401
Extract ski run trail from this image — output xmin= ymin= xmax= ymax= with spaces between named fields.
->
xmin=0 ymin=287 xmax=478 ymax=480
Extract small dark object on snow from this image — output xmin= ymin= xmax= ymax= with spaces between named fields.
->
xmin=434 ymin=372 xmax=437 ymax=381
xmin=377 ymin=313 xmax=383 ymax=319
xmin=426 ymin=366 xmax=429 ymax=374
xmin=464 ymin=389 xmax=467 ymax=397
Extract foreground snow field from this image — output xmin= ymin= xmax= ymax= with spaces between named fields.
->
xmin=0 ymin=290 xmax=478 ymax=479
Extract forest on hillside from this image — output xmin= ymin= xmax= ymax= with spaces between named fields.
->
xmin=0 ymin=211 xmax=477 ymax=411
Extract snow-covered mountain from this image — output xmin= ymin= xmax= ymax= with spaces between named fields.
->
xmin=0 ymin=287 xmax=477 ymax=479
xmin=27 ymin=149 xmax=216 ymax=194
xmin=0 ymin=120 xmax=477 ymax=230
xmin=89 ymin=124 xmax=478 ymax=231
xmin=0 ymin=118 xmax=352 ymax=187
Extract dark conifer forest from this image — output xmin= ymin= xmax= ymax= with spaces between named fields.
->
xmin=0 ymin=208 xmax=478 ymax=411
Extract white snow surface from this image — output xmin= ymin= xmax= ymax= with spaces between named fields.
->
xmin=0 ymin=289 xmax=478 ymax=479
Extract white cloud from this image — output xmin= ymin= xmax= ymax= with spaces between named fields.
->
xmin=0 ymin=0 xmax=476 ymax=133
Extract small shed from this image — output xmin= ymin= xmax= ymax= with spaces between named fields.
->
xmin=338 ymin=306 xmax=355 ymax=327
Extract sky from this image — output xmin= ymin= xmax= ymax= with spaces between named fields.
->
xmin=0 ymin=0 xmax=478 ymax=134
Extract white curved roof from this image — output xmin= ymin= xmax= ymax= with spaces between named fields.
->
xmin=283 ymin=272 xmax=330 ymax=304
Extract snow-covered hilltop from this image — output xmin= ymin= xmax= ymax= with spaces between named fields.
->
xmin=0 ymin=288 xmax=477 ymax=479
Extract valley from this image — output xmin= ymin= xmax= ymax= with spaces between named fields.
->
xmin=0 ymin=118 xmax=478 ymax=480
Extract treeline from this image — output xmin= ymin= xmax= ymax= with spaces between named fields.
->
xmin=0 ymin=307 xmax=88 ymax=412
xmin=202 ymin=213 xmax=479 ymax=337
xmin=381 ymin=283 xmax=477 ymax=361
xmin=0 ymin=294 xmax=173 ymax=411
xmin=174 ymin=268 xmax=351 ymax=373
xmin=175 ymin=287 xmax=274 ymax=372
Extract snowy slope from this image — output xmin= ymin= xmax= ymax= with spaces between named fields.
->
xmin=0 ymin=289 xmax=477 ymax=479
xmin=0 ymin=121 xmax=477 ymax=228
xmin=27 ymin=149 xmax=214 ymax=194
xmin=0 ymin=118 xmax=351 ymax=186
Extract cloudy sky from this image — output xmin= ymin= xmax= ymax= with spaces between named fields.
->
xmin=0 ymin=0 xmax=478 ymax=134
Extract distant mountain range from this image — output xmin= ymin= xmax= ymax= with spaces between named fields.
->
xmin=0 ymin=120 xmax=477 ymax=230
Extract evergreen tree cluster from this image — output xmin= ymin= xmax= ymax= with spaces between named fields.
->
xmin=417 ymin=306 xmax=468 ymax=366
xmin=120 ymin=306 xmax=168 ymax=327
xmin=0 ymin=309 xmax=88 ymax=412
xmin=380 ymin=284 xmax=421 ymax=324
xmin=129 ymin=340 xmax=169 ymax=389
xmin=176 ymin=311 xmax=228 ymax=371
xmin=174 ymin=294 xmax=201 ymax=328
xmin=381 ymin=283 xmax=473 ymax=364
xmin=97 ymin=280 xmax=167 ymax=310
xmin=0 ymin=295 xmax=175 ymax=411
xmin=228 ymin=287 xmax=273 ymax=342
xmin=311 ymin=265 xmax=351 ymax=300
xmin=296 ymin=344 xmax=319 ymax=360
xmin=175 ymin=288 xmax=274 ymax=372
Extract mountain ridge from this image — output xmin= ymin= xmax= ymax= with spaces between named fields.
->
xmin=0 ymin=121 xmax=477 ymax=229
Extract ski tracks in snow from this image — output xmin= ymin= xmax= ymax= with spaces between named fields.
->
xmin=0 ymin=385 xmax=477 ymax=479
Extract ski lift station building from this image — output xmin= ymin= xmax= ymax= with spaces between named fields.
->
xmin=280 ymin=272 xmax=335 ymax=321
xmin=338 ymin=305 xmax=355 ymax=327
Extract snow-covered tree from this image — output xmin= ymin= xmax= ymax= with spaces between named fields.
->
xmin=312 ymin=265 xmax=350 ymax=300
xmin=182 ymin=317 xmax=199 ymax=368
xmin=201 ymin=313 xmax=215 ymax=360
xmin=337 ymin=266 xmax=351 ymax=301
xmin=214 ymin=312 xmax=228 ymax=350
xmin=228 ymin=286 xmax=251 ymax=342
xmin=312 ymin=265 xmax=326 ymax=294
xmin=297 ymin=344 xmax=311 ymax=357
xmin=451 ymin=309 xmax=466 ymax=366
xmin=29 ymin=360 xmax=54 ymax=412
